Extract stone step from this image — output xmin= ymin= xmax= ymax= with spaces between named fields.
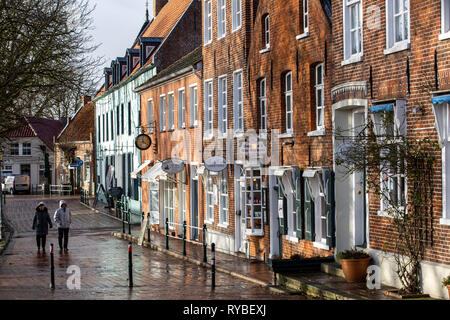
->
xmin=321 ymin=261 xmax=345 ymax=279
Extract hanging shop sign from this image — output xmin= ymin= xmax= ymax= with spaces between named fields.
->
xmin=204 ymin=156 xmax=227 ymax=172
xmin=135 ymin=134 xmax=152 ymax=150
xmin=161 ymin=158 xmax=185 ymax=174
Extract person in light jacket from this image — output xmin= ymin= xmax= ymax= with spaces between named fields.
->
xmin=54 ymin=200 xmax=72 ymax=253
xmin=32 ymin=202 xmax=52 ymax=253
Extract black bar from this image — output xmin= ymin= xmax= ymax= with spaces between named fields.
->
xmin=165 ymin=218 xmax=169 ymax=250
xmin=50 ymin=244 xmax=55 ymax=289
xmin=183 ymin=221 xmax=186 ymax=256
xmin=121 ymin=202 xmax=125 ymax=233
xmin=147 ymin=212 xmax=151 ymax=244
xmin=128 ymin=210 xmax=131 ymax=235
xmin=128 ymin=242 xmax=133 ymax=288
xmin=203 ymin=224 xmax=207 ymax=263
xmin=211 ymin=243 xmax=215 ymax=289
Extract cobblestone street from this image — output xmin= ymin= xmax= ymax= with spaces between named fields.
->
xmin=0 ymin=195 xmax=307 ymax=300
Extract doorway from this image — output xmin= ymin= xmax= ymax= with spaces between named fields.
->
xmin=190 ymin=165 xmax=199 ymax=240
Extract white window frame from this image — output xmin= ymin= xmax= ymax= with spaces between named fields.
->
xmin=168 ymin=92 xmax=175 ymax=131
xmin=217 ymin=0 xmax=227 ymax=39
xmin=10 ymin=143 xmax=19 ymax=156
xmin=343 ymin=0 xmax=363 ymax=65
xmin=303 ymin=0 xmax=309 ymax=34
xmin=22 ymin=142 xmax=31 ymax=156
xmin=179 ymin=171 xmax=186 ymax=225
xmin=204 ymin=79 xmax=214 ymax=139
xmin=189 ymin=84 xmax=198 ymax=127
xmin=440 ymin=0 xmax=450 ymax=40
xmin=259 ymin=78 xmax=267 ymax=131
xmin=285 ymin=72 xmax=293 ymax=134
xmin=218 ymin=170 xmax=229 ymax=227
xmin=218 ymin=75 xmax=228 ymax=138
xmin=233 ymin=70 xmax=244 ymax=134
xmin=204 ymin=0 xmax=212 ymax=45
xmin=178 ymin=88 xmax=186 ymax=129
xmin=264 ymin=15 xmax=270 ymax=49
xmin=162 ymin=180 xmax=176 ymax=230
xmin=315 ymin=64 xmax=325 ymax=130
xmin=147 ymin=99 xmax=153 ymax=133
xmin=232 ymin=0 xmax=242 ymax=32
xmin=384 ymin=0 xmax=410 ymax=55
xmin=160 ymin=94 xmax=166 ymax=132
xmin=205 ymin=172 xmax=214 ymax=224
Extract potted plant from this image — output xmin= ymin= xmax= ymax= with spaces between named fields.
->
xmin=338 ymin=249 xmax=372 ymax=283
xmin=442 ymin=275 xmax=450 ymax=299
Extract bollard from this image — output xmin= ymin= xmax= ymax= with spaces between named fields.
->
xmin=128 ymin=242 xmax=133 ymax=288
xmin=165 ymin=218 xmax=169 ymax=250
xmin=147 ymin=213 xmax=151 ymax=245
xmin=183 ymin=221 xmax=187 ymax=256
xmin=202 ymin=224 xmax=207 ymax=263
xmin=50 ymin=243 xmax=55 ymax=289
xmin=211 ymin=243 xmax=215 ymax=289
xmin=128 ymin=209 xmax=131 ymax=235
xmin=121 ymin=202 xmax=125 ymax=234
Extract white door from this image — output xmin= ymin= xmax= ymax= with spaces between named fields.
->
xmin=353 ymin=111 xmax=366 ymax=246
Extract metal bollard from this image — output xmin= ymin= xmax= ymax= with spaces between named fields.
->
xmin=203 ymin=224 xmax=207 ymax=263
xmin=183 ymin=221 xmax=187 ymax=256
xmin=128 ymin=210 xmax=131 ymax=235
xmin=128 ymin=242 xmax=133 ymax=288
xmin=165 ymin=218 xmax=169 ymax=250
xmin=50 ymin=243 xmax=55 ymax=289
xmin=211 ymin=242 xmax=215 ymax=289
xmin=147 ymin=213 xmax=151 ymax=245
xmin=121 ymin=203 xmax=125 ymax=234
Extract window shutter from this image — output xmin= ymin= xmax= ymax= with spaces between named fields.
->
xmin=294 ymin=167 xmax=304 ymax=239
xmin=323 ymin=168 xmax=336 ymax=247
xmin=277 ymin=179 xmax=288 ymax=235
xmin=395 ymin=100 xmax=407 ymax=136
xmin=304 ymin=178 xmax=315 ymax=241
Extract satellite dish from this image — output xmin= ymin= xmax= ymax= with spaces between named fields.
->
xmin=161 ymin=158 xmax=185 ymax=174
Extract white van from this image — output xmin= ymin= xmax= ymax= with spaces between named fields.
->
xmin=4 ymin=175 xmax=30 ymax=194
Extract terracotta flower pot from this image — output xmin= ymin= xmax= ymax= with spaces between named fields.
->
xmin=340 ymin=257 xmax=372 ymax=283
xmin=447 ymin=285 xmax=450 ymax=300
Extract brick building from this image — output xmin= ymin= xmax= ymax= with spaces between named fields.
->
xmin=135 ymin=47 xmax=204 ymax=241
xmin=331 ymin=0 xmax=450 ymax=299
xmin=55 ymin=96 xmax=95 ymax=195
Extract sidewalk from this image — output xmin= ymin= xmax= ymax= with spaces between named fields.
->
xmin=88 ymin=202 xmax=408 ymax=300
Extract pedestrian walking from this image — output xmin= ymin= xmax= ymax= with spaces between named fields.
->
xmin=54 ymin=200 xmax=72 ymax=253
xmin=32 ymin=202 xmax=52 ymax=253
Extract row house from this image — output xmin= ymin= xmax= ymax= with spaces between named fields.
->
xmin=2 ymin=117 xmax=64 ymax=190
xmin=331 ymin=0 xmax=450 ymax=299
xmin=54 ymin=96 xmax=95 ymax=195
xmin=94 ymin=0 xmax=201 ymax=218
xmin=135 ymin=47 xmax=203 ymax=240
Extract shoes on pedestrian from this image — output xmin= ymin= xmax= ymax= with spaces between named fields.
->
xmin=59 ymin=248 xmax=63 ymax=253
xmin=37 ymin=248 xmax=40 ymax=253
xmin=42 ymin=249 xmax=46 ymax=254
xmin=64 ymin=248 xmax=69 ymax=253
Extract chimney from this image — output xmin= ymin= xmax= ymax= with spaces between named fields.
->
xmin=153 ymin=0 xmax=168 ymax=17
xmin=81 ymin=95 xmax=91 ymax=106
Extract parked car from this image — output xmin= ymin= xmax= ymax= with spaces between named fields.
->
xmin=4 ymin=175 xmax=30 ymax=194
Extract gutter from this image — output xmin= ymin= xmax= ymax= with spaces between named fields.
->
xmin=134 ymin=66 xmax=194 ymax=93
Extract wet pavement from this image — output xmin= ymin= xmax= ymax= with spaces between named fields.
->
xmin=0 ymin=195 xmax=308 ymax=300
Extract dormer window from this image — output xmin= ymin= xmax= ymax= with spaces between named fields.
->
xmin=126 ymin=49 xmax=140 ymax=76
xmin=139 ymin=37 xmax=162 ymax=67
xmin=104 ymin=68 xmax=112 ymax=90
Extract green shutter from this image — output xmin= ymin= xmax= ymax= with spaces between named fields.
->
xmin=294 ymin=168 xmax=304 ymax=239
xmin=304 ymin=178 xmax=315 ymax=242
xmin=323 ymin=168 xmax=336 ymax=247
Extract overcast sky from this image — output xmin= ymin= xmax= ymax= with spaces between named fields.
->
xmin=89 ymin=0 xmax=153 ymax=72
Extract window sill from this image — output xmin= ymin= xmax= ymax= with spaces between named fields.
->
xmin=234 ymin=131 xmax=245 ymax=138
xmin=296 ymin=31 xmax=310 ymax=40
xmin=232 ymin=26 xmax=242 ymax=34
xmin=313 ymin=242 xmax=330 ymax=250
xmin=377 ymin=210 xmax=393 ymax=218
xmin=307 ymin=128 xmax=325 ymax=137
xmin=383 ymin=41 xmax=410 ymax=55
xmin=278 ymin=132 xmax=294 ymax=139
xmin=259 ymin=47 xmax=270 ymax=54
xmin=203 ymin=41 xmax=212 ymax=47
xmin=204 ymin=220 xmax=214 ymax=225
xmin=439 ymin=32 xmax=450 ymax=41
xmin=218 ymin=223 xmax=229 ymax=229
xmin=217 ymin=35 xmax=226 ymax=41
xmin=341 ymin=54 xmax=363 ymax=66
xmin=203 ymin=134 xmax=214 ymax=141
xmin=439 ymin=218 xmax=450 ymax=226
xmin=245 ymin=229 xmax=264 ymax=236
xmin=286 ymin=235 xmax=299 ymax=243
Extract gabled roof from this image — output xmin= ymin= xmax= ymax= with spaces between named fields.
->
xmin=57 ymin=101 xmax=94 ymax=143
xmin=6 ymin=117 xmax=64 ymax=151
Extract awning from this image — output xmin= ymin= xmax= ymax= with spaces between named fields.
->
xmin=370 ymin=104 xmax=393 ymax=113
xmin=303 ymin=169 xmax=317 ymax=178
xmin=141 ymin=162 xmax=167 ymax=182
xmin=197 ymin=166 xmax=205 ymax=175
xmin=431 ymin=94 xmax=450 ymax=105
xmin=130 ymin=160 xmax=152 ymax=179
xmin=270 ymin=166 xmax=292 ymax=177
xmin=303 ymin=169 xmax=324 ymax=198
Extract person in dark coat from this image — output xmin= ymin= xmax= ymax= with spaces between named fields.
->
xmin=32 ymin=202 xmax=52 ymax=253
